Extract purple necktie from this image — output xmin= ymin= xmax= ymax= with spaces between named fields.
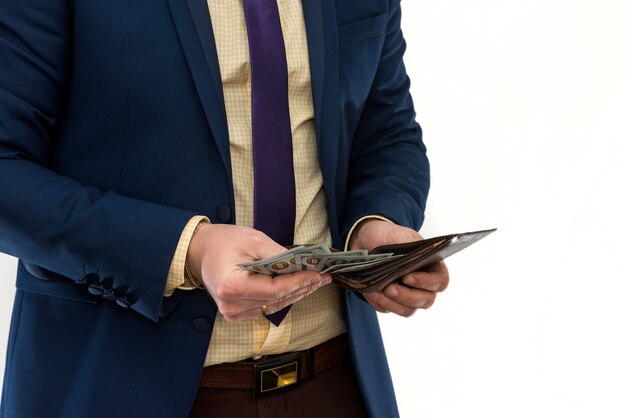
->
xmin=243 ymin=0 xmax=296 ymax=326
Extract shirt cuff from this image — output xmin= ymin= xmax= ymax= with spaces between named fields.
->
xmin=164 ymin=215 xmax=210 ymax=297
xmin=344 ymin=214 xmax=395 ymax=251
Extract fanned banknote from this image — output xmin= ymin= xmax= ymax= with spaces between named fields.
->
xmin=237 ymin=245 xmax=394 ymax=276
xmin=238 ymin=229 xmax=497 ymax=292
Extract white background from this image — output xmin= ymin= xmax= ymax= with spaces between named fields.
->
xmin=2 ymin=0 xmax=626 ymax=417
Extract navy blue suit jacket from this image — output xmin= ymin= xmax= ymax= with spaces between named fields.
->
xmin=0 ymin=0 xmax=429 ymax=416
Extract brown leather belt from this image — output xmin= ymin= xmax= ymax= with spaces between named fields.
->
xmin=199 ymin=333 xmax=349 ymax=396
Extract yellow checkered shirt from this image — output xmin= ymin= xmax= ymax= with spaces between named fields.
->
xmin=165 ymin=0 xmax=347 ymax=366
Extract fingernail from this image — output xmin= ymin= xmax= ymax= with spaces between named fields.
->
xmin=307 ymin=274 xmax=320 ymax=284
xmin=387 ymin=286 xmax=398 ymax=297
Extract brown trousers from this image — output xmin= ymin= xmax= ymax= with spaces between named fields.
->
xmin=189 ymin=356 xmax=369 ymax=418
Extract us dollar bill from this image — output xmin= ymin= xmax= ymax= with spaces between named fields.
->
xmin=318 ymin=253 xmax=394 ymax=274
xmin=238 ymin=245 xmax=395 ymax=277
xmin=294 ymin=248 xmax=364 ymax=271
xmin=238 ymin=246 xmax=305 ymax=277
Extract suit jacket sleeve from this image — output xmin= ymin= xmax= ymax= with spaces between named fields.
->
xmin=341 ymin=0 xmax=430 ymax=236
xmin=0 ymin=0 xmax=197 ymax=321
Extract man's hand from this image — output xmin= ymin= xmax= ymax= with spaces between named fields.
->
xmin=349 ymin=219 xmax=449 ymax=317
xmin=187 ymin=223 xmax=331 ymax=322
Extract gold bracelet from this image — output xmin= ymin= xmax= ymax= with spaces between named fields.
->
xmin=185 ymin=220 xmax=208 ymax=289
xmin=185 ymin=260 xmax=204 ymax=289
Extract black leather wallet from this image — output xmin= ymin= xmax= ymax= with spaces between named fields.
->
xmin=331 ymin=228 xmax=497 ymax=292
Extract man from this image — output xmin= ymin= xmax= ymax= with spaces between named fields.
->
xmin=0 ymin=0 xmax=449 ymax=416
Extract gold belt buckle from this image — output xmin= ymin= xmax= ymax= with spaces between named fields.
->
xmin=254 ymin=352 xmax=301 ymax=398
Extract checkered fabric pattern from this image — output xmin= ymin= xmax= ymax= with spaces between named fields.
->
xmin=164 ymin=0 xmax=346 ymax=366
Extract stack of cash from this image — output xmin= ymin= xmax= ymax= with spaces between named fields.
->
xmin=237 ymin=244 xmax=397 ymax=277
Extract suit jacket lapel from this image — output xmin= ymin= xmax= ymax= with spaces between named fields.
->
xmin=301 ymin=0 xmax=325 ymax=144
xmin=302 ymin=0 xmax=342 ymax=241
xmin=166 ymin=0 xmax=232 ymax=178
xmin=168 ymin=0 xmax=341 ymax=239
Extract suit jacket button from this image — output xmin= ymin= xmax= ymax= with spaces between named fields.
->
xmin=103 ymin=290 xmax=117 ymax=302
xmin=81 ymin=273 xmax=99 ymax=285
xmin=88 ymin=284 xmax=104 ymax=296
xmin=116 ymin=298 xmax=131 ymax=308
xmin=192 ymin=317 xmax=211 ymax=333
xmin=216 ymin=204 xmax=232 ymax=223
xmin=100 ymin=276 xmax=114 ymax=290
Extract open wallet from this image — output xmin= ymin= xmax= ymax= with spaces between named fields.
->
xmin=329 ymin=228 xmax=497 ymax=292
